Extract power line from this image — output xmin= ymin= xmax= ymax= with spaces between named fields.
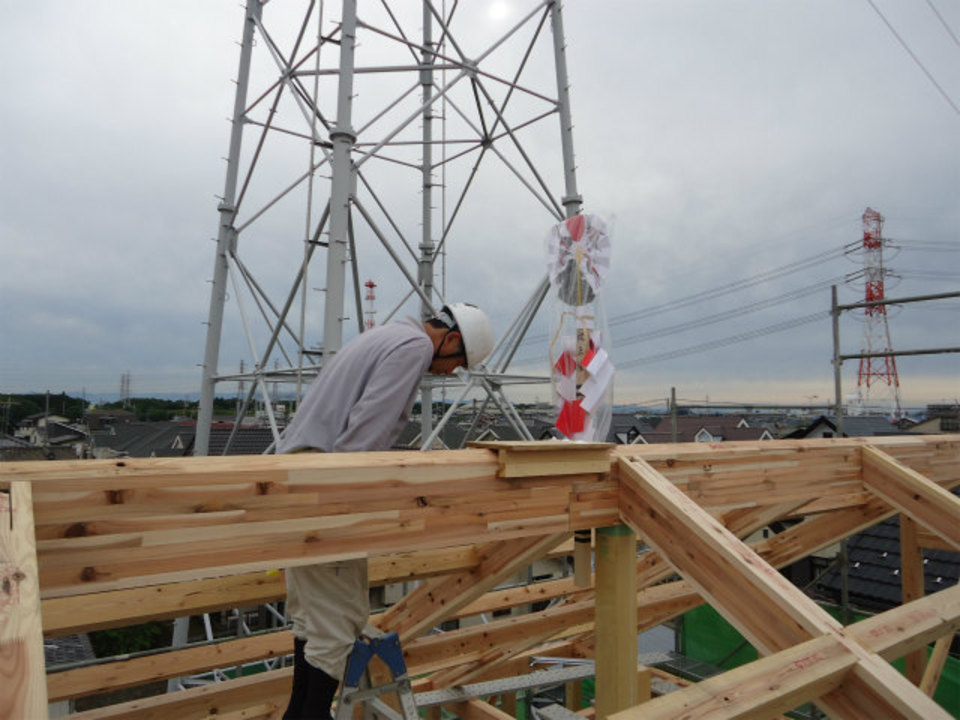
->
xmin=609 ymin=245 xmax=852 ymax=327
xmin=520 ymin=243 xmax=852 ymax=351
xmin=925 ymin=0 xmax=960 ymax=48
xmin=893 ymin=239 xmax=960 ymax=251
xmin=864 ymin=0 xmax=960 ymax=117
xmin=614 ymin=278 xmax=839 ymax=347
xmin=617 ymin=311 xmax=831 ymax=369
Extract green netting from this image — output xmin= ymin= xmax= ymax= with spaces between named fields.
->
xmin=678 ymin=604 xmax=758 ymax=670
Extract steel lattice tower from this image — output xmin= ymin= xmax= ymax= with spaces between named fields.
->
xmin=195 ymin=0 xmax=585 ymax=455
xmin=855 ymin=207 xmax=902 ymax=419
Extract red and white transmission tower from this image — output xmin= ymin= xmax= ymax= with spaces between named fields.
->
xmin=363 ymin=280 xmax=377 ymax=331
xmin=855 ymin=207 xmax=902 ymax=419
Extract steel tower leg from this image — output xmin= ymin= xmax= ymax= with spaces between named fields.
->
xmin=323 ymin=0 xmax=359 ymax=358
xmin=419 ymin=2 xmax=437 ymax=442
xmin=550 ymin=1 xmax=582 ymax=220
xmin=197 ymin=0 xmax=262 ymax=458
xmin=419 ymin=0 xmax=586 ymax=449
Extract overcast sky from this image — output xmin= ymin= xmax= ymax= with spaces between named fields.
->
xmin=1 ymin=1 xmax=957 ymax=412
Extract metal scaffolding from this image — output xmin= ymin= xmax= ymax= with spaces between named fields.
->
xmin=196 ymin=0 xmax=585 ymax=456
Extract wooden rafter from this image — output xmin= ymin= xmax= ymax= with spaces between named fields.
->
xmin=378 ymin=533 xmax=570 ymax=641
xmin=616 ymin=452 xmax=954 ymax=720
xmin=861 ymin=445 xmax=960 ymax=550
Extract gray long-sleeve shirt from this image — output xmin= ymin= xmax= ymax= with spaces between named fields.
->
xmin=278 ymin=317 xmax=433 ymax=454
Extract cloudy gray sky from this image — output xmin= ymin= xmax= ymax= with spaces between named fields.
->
xmin=1 ymin=1 xmax=957 ymax=411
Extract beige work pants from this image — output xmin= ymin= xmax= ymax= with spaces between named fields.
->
xmin=286 ymin=559 xmax=370 ymax=679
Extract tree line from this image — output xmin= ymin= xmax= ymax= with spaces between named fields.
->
xmin=1 ymin=393 xmax=239 ymax=430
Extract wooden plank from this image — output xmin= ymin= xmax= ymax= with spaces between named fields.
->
xmin=468 ymin=441 xmax=612 ymax=479
xmin=378 ymin=533 xmax=569 ymax=641
xmin=0 ymin=448 xmax=497 ymax=488
xmin=47 ymin=630 xmax=292 ymax=701
xmin=35 ymin=481 xmax=587 ymax=597
xmin=609 ymin=635 xmax=856 ymax=720
xmin=594 ymin=525 xmax=637 ymax=720
xmin=861 ymin=445 xmax=960 ymax=550
xmin=40 ymin=545 xmax=485 ymax=635
xmin=0 ymin=483 xmax=48 ymax=720
xmin=63 ymin=667 xmax=292 ymax=720
xmin=43 ymin=571 xmax=286 ymax=636
xmin=849 ymin=584 xmax=960 ymax=660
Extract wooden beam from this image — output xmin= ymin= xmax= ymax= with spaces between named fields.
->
xmin=861 ymin=445 xmax=960 ymax=550
xmin=63 ymin=667 xmax=292 ymax=720
xmin=23 ymin=448 xmax=612 ymax=598
xmin=0 ymin=483 xmax=48 ymax=719
xmin=617 ymin=456 xmax=952 ymax=720
xmin=42 ymin=541 xmax=589 ymax=637
xmin=618 ymin=457 xmax=839 ymax=654
xmin=916 ymin=526 xmax=957 ymax=551
xmin=900 ymin=515 xmax=926 ymax=684
xmin=849 ymin=584 xmax=960 ymax=660
xmin=920 ymin=634 xmax=953 ymax=697
xmin=378 ymin=533 xmax=569 ymax=642
xmin=40 ymin=545 xmax=481 ymax=635
xmin=609 ymin=635 xmax=856 ymax=720
xmin=594 ymin=525 xmax=637 ymax=719
xmin=47 ymin=630 xmax=292 ymax=702
xmin=49 ymin=500 xmax=944 ymax=699
xmin=469 ymin=441 xmax=612 ymax=479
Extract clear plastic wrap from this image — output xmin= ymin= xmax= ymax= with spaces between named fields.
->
xmin=545 ymin=214 xmax=614 ymax=442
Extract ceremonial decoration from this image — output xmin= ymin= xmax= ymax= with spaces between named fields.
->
xmin=546 ymin=214 xmax=613 ymax=441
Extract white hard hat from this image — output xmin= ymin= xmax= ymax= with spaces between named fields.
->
xmin=442 ymin=303 xmax=494 ymax=368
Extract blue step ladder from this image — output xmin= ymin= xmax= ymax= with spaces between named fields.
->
xmin=334 ymin=628 xmax=419 ymax=720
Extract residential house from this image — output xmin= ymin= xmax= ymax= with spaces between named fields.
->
xmin=634 ymin=415 xmax=774 ymax=444
xmin=783 ymin=415 xmax=902 ymax=439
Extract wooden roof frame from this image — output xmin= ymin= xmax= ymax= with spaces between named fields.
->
xmin=1 ymin=436 xmax=958 ymax=719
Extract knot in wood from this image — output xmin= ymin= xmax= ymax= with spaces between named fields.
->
xmin=65 ymin=522 xmax=88 ymax=537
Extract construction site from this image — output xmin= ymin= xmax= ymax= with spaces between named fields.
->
xmin=2 ymin=1 xmax=959 ymax=719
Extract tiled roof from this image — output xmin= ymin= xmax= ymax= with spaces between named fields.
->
xmin=818 ymin=511 xmax=959 ymax=613
xmin=92 ymin=422 xmax=193 ymax=457
xmin=784 ymin=415 xmax=902 ymax=439
xmin=45 ymin=633 xmax=95 ymax=667
xmin=0 ymin=433 xmax=31 ymax=449
xmin=205 ymin=427 xmax=277 ymax=456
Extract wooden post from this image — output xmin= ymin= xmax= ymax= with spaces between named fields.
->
xmin=636 ymin=665 xmax=652 ymax=703
xmin=594 ymin=524 xmax=637 ymax=719
xmin=0 ymin=483 xmax=48 ymax=720
xmin=901 ymin=515 xmax=925 ymax=684
xmin=565 ymin=679 xmax=583 ymax=711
